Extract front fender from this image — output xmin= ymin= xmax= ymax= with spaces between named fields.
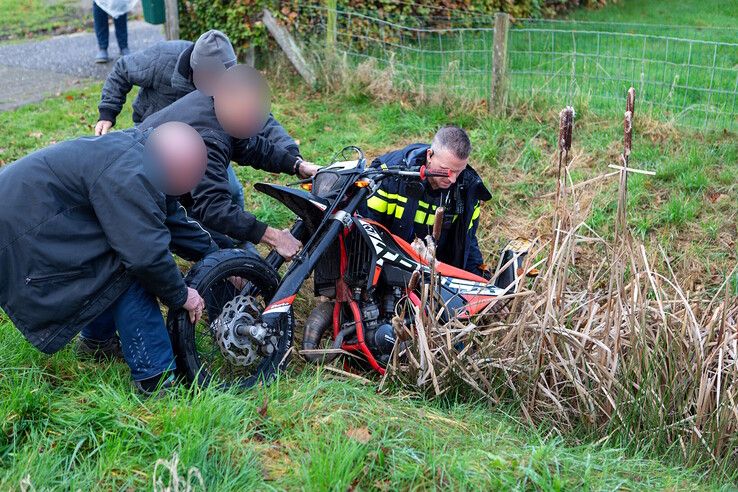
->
xmin=254 ymin=183 xmax=328 ymax=235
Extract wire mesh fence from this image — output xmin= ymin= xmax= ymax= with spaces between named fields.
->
xmin=508 ymin=24 xmax=738 ymax=130
xmin=292 ymin=5 xmax=738 ymax=132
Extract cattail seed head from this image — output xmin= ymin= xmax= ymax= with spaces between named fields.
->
xmin=558 ymin=106 xmax=575 ymax=152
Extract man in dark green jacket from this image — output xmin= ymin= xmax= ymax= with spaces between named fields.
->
xmin=95 ymin=29 xmax=302 ymax=208
xmin=141 ymin=65 xmax=319 ymax=259
xmin=95 ymin=29 xmax=297 ymax=157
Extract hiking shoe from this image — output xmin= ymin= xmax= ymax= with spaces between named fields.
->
xmin=119 ymin=47 xmax=131 ymax=57
xmin=76 ymin=335 xmax=124 ymax=361
xmin=95 ymin=49 xmax=109 ymax=63
xmin=134 ymin=372 xmax=177 ymax=398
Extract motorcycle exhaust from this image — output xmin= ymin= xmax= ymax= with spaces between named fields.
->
xmin=302 ymin=301 xmax=334 ymax=363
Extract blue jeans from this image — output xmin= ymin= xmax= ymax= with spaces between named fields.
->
xmin=93 ymin=1 xmax=128 ymax=50
xmin=227 ymin=165 xmax=245 ymax=208
xmin=82 ymin=282 xmax=174 ymax=381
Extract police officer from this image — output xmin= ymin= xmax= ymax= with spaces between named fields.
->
xmin=363 ymin=126 xmax=491 ymax=278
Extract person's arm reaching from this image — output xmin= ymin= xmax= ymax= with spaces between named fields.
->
xmin=259 ymin=114 xmax=301 ymax=158
xmin=232 ymin=135 xmax=319 ymax=178
xmin=89 ymin=155 xmax=188 ymax=308
xmin=232 ymin=135 xmax=295 ymax=174
xmin=189 ymin=140 xmax=268 ymax=243
xmin=189 ymin=139 xmax=303 ymax=259
xmin=96 ymin=48 xmax=159 ymax=135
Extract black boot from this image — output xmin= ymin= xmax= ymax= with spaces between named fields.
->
xmin=133 ymin=372 xmax=177 ymax=397
xmin=75 ymin=335 xmax=124 ymax=361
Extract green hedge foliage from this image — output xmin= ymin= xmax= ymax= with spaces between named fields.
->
xmin=178 ymin=0 xmax=608 ymax=59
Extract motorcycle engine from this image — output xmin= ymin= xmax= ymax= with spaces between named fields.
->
xmin=360 ymin=288 xmax=403 ymax=365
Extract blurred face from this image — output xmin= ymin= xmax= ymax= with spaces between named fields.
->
xmin=192 ymin=67 xmax=225 ymax=96
xmin=426 ymin=146 xmax=468 ymax=189
xmin=214 ymin=84 xmax=270 ymax=139
xmin=145 ymin=122 xmax=208 ymax=196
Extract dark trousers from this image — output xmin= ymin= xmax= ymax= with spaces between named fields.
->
xmin=82 ymin=282 xmax=174 ymax=381
xmin=227 ymin=165 xmax=245 ymax=209
xmin=93 ymin=1 xmax=128 ymax=50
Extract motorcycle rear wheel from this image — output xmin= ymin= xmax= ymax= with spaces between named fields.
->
xmin=169 ymin=249 xmax=288 ymax=389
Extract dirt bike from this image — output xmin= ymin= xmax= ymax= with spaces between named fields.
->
xmin=168 ymin=147 xmax=533 ymax=388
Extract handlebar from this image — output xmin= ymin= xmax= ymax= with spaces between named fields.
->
xmin=421 ymin=166 xmax=452 ymax=179
xmin=373 ymin=165 xmax=450 ymax=179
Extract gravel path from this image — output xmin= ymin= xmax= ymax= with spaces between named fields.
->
xmin=0 ymin=20 xmax=164 ymax=111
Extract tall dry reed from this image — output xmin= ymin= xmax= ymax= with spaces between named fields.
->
xmin=381 ymin=89 xmax=738 ymax=476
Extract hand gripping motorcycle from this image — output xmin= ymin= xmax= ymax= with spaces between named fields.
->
xmin=169 ymin=147 xmax=534 ymax=388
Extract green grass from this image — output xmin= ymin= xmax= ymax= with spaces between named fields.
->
xmin=323 ymin=0 xmax=738 ymax=131
xmin=0 ymin=0 xmax=88 ymax=40
xmin=0 ymin=318 xmax=721 ymax=490
xmin=567 ymin=0 xmax=738 ymax=36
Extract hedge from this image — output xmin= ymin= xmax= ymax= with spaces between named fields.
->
xmin=178 ymin=0 xmax=609 ymax=59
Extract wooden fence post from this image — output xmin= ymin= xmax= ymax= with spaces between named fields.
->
xmin=491 ymin=12 xmax=510 ymax=115
xmin=326 ymin=0 xmax=337 ymax=51
xmin=164 ymin=0 xmax=180 ymax=40
xmin=263 ymin=9 xmax=317 ymax=88
xmin=244 ymin=46 xmax=256 ymax=67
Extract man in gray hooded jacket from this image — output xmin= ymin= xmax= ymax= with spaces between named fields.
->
xmin=95 ymin=30 xmax=301 ymax=207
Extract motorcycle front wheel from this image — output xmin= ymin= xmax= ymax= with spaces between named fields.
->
xmin=168 ymin=249 xmax=289 ymax=389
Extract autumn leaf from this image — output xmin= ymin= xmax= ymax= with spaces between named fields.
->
xmin=257 ymin=395 xmax=268 ymax=417
xmin=707 ymin=191 xmax=721 ymax=203
xmin=346 ymin=426 xmax=371 ymax=443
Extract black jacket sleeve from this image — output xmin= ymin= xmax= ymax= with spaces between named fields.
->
xmin=466 ymin=216 xmax=489 ymax=279
xmin=258 ymin=114 xmax=301 ymax=158
xmin=189 ymin=138 xmax=269 ymax=244
xmin=165 ymin=197 xmax=218 ymax=261
xmin=232 ymin=135 xmax=297 ymax=175
xmin=98 ymin=47 xmax=159 ymax=125
xmin=89 ymin=154 xmax=188 ymax=308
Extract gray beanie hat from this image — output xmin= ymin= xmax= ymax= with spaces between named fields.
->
xmin=191 ymin=30 xmax=237 ymax=71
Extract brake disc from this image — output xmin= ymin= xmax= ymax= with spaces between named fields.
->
xmin=211 ymin=294 xmax=277 ymax=367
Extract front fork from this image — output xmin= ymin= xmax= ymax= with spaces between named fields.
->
xmin=254 ymin=210 xmax=354 ymax=339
